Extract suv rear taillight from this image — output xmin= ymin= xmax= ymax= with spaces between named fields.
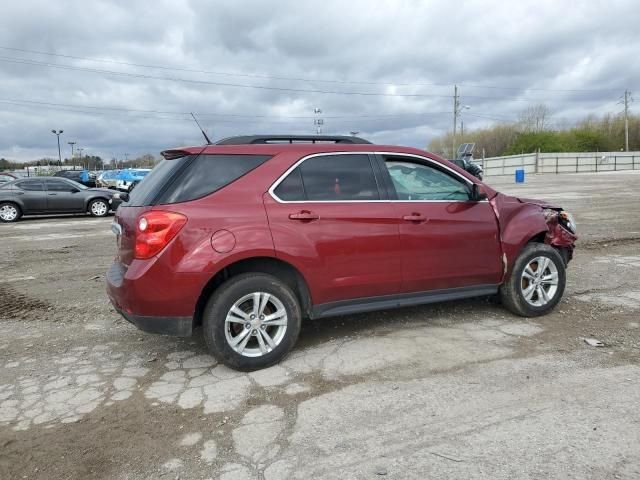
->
xmin=134 ymin=211 xmax=187 ymax=259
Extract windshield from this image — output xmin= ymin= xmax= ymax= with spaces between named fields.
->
xmin=65 ymin=178 xmax=89 ymax=190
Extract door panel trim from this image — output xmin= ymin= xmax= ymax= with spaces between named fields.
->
xmin=311 ymin=284 xmax=498 ymax=319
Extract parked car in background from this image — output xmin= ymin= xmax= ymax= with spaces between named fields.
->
xmin=97 ymin=170 xmax=121 ymax=189
xmin=116 ymin=169 xmax=150 ymax=192
xmin=0 ymin=177 xmax=121 ymax=222
xmin=53 ymin=169 xmax=96 ymax=187
xmin=451 ymin=142 xmax=483 ymax=180
xmin=107 ymin=134 xmax=577 ymax=371
xmin=0 ymin=172 xmax=19 ymax=184
xmin=450 ymin=158 xmax=483 ymax=180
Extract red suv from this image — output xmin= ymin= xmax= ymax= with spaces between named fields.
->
xmin=106 ymin=135 xmax=577 ymax=370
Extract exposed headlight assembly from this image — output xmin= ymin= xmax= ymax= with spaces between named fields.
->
xmin=559 ymin=211 xmax=577 ymax=234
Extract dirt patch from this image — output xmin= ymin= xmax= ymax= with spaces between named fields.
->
xmin=0 ymin=395 xmax=205 ymax=480
xmin=0 ymin=284 xmax=52 ymax=320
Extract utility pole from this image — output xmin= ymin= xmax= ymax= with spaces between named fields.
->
xmin=313 ymin=108 xmax=323 ymax=134
xmin=623 ymin=90 xmax=633 ymax=152
xmin=78 ymin=148 xmax=84 ymax=169
xmin=452 ymin=85 xmax=459 ymax=159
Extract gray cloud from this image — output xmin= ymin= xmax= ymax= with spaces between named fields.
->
xmin=0 ymin=0 xmax=637 ymax=161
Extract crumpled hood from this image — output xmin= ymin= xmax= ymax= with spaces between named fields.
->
xmin=497 ymin=193 xmax=562 ymax=211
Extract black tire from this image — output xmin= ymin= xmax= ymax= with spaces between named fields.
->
xmin=202 ymin=273 xmax=302 ymax=371
xmin=500 ymin=242 xmax=566 ymax=317
xmin=0 ymin=202 xmax=22 ymax=223
xmin=88 ymin=198 xmax=109 ymax=217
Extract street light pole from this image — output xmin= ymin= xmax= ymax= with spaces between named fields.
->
xmin=51 ymin=129 xmax=63 ymax=166
xmin=78 ymin=148 xmax=84 ymax=170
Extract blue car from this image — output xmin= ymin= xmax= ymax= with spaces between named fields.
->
xmin=116 ymin=169 xmax=150 ymax=192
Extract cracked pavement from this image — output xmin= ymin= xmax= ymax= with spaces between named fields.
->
xmin=1 ymin=171 xmax=639 ymax=479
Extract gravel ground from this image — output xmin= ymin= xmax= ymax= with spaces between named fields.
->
xmin=1 ymin=171 xmax=639 ymax=480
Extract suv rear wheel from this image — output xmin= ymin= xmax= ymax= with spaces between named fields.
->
xmin=202 ymin=273 xmax=302 ymax=371
xmin=500 ymin=243 xmax=566 ymax=317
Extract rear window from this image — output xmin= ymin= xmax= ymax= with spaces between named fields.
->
xmin=126 ymin=154 xmax=271 ymax=206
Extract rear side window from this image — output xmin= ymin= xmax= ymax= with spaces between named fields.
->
xmin=273 ymin=154 xmax=379 ymax=201
xmin=17 ymin=180 xmax=44 ymax=191
xmin=127 ymin=158 xmax=189 ymax=207
xmin=157 ymin=154 xmax=271 ymax=205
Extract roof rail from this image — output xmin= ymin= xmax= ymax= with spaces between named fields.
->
xmin=215 ymin=135 xmax=372 ymax=145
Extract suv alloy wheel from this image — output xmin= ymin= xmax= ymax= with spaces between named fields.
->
xmin=202 ymin=273 xmax=302 ymax=371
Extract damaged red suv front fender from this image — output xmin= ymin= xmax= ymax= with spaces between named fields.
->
xmin=490 ymin=193 xmax=578 ymax=280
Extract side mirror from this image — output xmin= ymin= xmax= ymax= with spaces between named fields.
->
xmin=471 ymin=184 xmax=488 ymax=202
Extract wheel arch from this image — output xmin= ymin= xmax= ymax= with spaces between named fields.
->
xmin=193 ymin=256 xmax=312 ymax=328
xmin=85 ymin=195 xmax=110 ymax=211
xmin=0 ymin=199 xmax=23 ymax=211
xmin=0 ymin=200 xmax=23 ymax=219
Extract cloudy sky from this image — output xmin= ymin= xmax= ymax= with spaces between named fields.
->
xmin=0 ymin=0 xmax=637 ymax=162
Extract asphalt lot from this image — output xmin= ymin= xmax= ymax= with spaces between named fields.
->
xmin=1 ymin=171 xmax=639 ymax=479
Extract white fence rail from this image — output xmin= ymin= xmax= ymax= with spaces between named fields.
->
xmin=480 ymin=152 xmax=640 ymax=177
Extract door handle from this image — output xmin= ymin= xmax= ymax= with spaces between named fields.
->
xmin=402 ymin=213 xmax=427 ymax=223
xmin=48 ymin=193 xmax=57 ymax=196
xmin=289 ymin=211 xmax=319 ymax=221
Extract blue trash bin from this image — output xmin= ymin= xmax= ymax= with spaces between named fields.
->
xmin=515 ymin=169 xmax=525 ymax=183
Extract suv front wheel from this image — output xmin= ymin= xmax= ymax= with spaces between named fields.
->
xmin=500 ymin=243 xmax=566 ymax=317
xmin=203 ymin=273 xmax=302 ymax=371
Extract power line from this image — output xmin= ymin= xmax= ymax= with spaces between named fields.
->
xmin=0 ymin=56 xmax=451 ymax=98
xmin=0 ymin=55 xmax=622 ymax=102
xmin=0 ymin=98 xmax=455 ymax=125
xmin=0 ymin=45 xmax=624 ymax=93
xmin=0 ymin=97 xmax=452 ymax=120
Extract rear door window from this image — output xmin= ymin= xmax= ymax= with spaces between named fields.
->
xmin=273 ymin=154 xmax=380 ymax=201
xmin=273 ymin=168 xmax=305 ymax=201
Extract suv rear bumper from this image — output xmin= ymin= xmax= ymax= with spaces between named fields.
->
xmin=111 ymin=303 xmax=192 ymax=336
xmin=106 ymin=261 xmax=201 ymax=337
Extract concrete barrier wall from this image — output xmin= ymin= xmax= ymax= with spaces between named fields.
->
xmin=479 ymin=152 xmax=640 ymax=177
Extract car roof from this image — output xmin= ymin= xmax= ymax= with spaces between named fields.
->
xmin=162 ymin=143 xmax=437 ymax=159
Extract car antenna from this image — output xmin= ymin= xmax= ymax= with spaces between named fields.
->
xmin=190 ymin=112 xmax=213 ymax=145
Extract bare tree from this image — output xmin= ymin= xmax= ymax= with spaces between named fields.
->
xmin=518 ymin=104 xmax=552 ymax=133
